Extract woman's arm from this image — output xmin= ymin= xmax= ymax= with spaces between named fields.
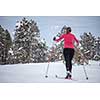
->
xmin=74 ymin=36 xmax=79 ymax=46
xmin=54 ymin=34 xmax=64 ymax=42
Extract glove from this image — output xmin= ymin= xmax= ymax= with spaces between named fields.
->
xmin=53 ymin=37 xmax=56 ymax=41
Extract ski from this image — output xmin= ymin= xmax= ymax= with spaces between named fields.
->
xmin=55 ymin=75 xmax=77 ymax=81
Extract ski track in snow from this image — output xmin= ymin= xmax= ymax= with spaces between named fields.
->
xmin=0 ymin=61 xmax=100 ymax=83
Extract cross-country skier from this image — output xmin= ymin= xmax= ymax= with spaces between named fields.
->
xmin=53 ymin=27 xmax=79 ymax=79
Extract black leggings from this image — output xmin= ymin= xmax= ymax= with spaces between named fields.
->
xmin=63 ymin=48 xmax=75 ymax=73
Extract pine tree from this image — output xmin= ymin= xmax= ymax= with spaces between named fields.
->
xmin=72 ymin=32 xmax=100 ymax=63
xmin=10 ymin=17 xmax=48 ymax=64
xmin=80 ymin=32 xmax=96 ymax=60
xmin=73 ymin=46 xmax=89 ymax=65
xmin=0 ymin=25 xmax=12 ymax=64
xmin=93 ymin=37 xmax=100 ymax=60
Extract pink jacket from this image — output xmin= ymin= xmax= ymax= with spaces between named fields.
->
xmin=55 ymin=33 xmax=79 ymax=49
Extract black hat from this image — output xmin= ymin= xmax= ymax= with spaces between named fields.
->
xmin=67 ymin=27 xmax=72 ymax=32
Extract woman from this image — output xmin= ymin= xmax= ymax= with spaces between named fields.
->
xmin=53 ymin=27 xmax=79 ymax=79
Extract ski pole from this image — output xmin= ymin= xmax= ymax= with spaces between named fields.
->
xmin=45 ymin=52 xmax=53 ymax=78
xmin=45 ymin=42 xmax=55 ymax=78
xmin=83 ymin=65 xmax=88 ymax=80
xmin=45 ymin=61 xmax=50 ymax=78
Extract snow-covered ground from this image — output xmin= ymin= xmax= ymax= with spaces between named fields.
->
xmin=0 ymin=61 xmax=100 ymax=83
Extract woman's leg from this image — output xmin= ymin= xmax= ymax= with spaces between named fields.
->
xmin=63 ymin=48 xmax=69 ymax=72
xmin=69 ymin=49 xmax=75 ymax=73
xmin=63 ymin=48 xmax=75 ymax=78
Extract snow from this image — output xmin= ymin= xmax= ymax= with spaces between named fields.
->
xmin=8 ymin=48 xmax=14 ymax=55
xmin=15 ymin=21 xmax=20 ymax=29
xmin=0 ymin=61 xmax=100 ymax=83
xmin=18 ymin=47 xmax=23 ymax=51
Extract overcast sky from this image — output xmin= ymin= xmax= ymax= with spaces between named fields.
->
xmin=0 ymin=16 xmax=100 ymax=47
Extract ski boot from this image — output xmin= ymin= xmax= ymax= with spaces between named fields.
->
xmin=65 ymin=71 xmax=72 ymax=79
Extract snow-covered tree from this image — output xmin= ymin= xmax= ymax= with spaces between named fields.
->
xmin=0 ymin=25 xmax=12 ymax=64
xmin=73 ymin=46 xmax=89 ymax=65
xmin=70 ymin=32 xmax=100 ymax=63
xmin=9 ymin=17 xmax=48 ymax=64
xmin=7 ymin=48 xmax=15 ymax=64
xmin=93 ymin=37 xmax=100 ymax=60
xmin=80 ymin=32 xmax=96 ymax=60
xmin=47 ymin=46 xmax=59 ymax=62
xmin=32 ymin=38 xmax=48 ymax=63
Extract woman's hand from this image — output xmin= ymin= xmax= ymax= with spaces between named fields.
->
xmin=53 ymin=37 xmax=56 ymax=41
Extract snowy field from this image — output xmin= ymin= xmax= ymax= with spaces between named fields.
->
xmin=0 ymin=61 xmax=100 ymax=83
